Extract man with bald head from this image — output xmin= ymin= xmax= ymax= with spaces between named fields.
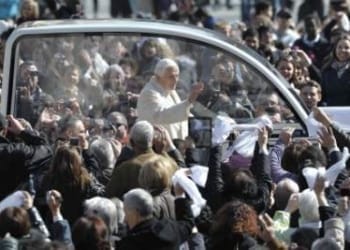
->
xmin=137 ymin=58 xmax=203 ymax=140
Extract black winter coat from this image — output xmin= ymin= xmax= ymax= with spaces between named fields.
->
xmin=321 ymin=65 xmax=350 ymax=106
xmin=205 ymin=144 xmax=273 ymax=214
xmin=116 ymin=198 xmax=194 ymax=250
xmin=0 ymin=130 xmax=52 ymax=200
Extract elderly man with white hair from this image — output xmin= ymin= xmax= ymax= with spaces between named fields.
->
xmin=137 ymin=58 xmax=204 ymax=140
xmin=105 ymin=120 xmax=156 ymax=199
xmin=116 ymin=188 xmax=195 ymax=250
xmin=105 ymin=120 xmax=177 ymax=199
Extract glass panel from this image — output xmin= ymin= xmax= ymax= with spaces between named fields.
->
xmin=13 ymin=32 xmax=304 ymax=142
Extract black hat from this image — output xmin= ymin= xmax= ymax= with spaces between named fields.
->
xmin=0 ymin=113 xmax=7 ymax=129
xmin=331 ymin=0 xmax=347 ymax=11
xmin=277 ymin=9 xmax=292 ymax=19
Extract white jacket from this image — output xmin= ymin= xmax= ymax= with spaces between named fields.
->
xmin=137 ymin=77 xmax=192 ymax=140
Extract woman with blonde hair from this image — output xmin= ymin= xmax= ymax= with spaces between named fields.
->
xmin=139 ymin=155 xmax=176 ymax=219
xmin=17 ymin=0 xmax=39 ymax=25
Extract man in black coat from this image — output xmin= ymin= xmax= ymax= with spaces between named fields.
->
xmin=116 ymin=188 xmax=195 ymax=250
xmin=0 ymin=114 xmax=52 ymax=200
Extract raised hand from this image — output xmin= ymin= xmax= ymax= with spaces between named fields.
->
xmin=279 ymin=127 xmax=295 ymax=146
xmin=188 ymin=82 xmax=204 ymax=103
xmin=258 ymin=127 xmax=268 ymax=149
xmin=284 ymin=193 xmax=299 ymax=214
xmin=7 ymin=115 xmax=25 ymax=135
xmin=312 ymin=107 xmax=332 ymax=127
xmin=318 ymin=126 xmax=337 ymax=150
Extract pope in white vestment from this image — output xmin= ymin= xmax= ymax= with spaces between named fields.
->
xmin=137 ymin=58 xmax=203 ymax=140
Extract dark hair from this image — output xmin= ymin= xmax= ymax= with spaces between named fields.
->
xmin=297 ymin=145 xmax=327 ymax=190
xmin=257 ymin=24 xmax=274 ymax=39
xmin=57 ymin=115 xmax=81 ymax=136
xmin=119 ymin=57 xmax=139 ymax=74
xmin=242 ymin=28 xmax=258 ymax=40
xmin=290 ymin=227 xmax=319 ymax=249
xmin=298 ymin=145 xmax=327 ymax=169
xmin=281 ymin=142 xmax=308 ymax=174
xmin=47 ymin=145 xmax=91 ymax=190
xmin=255 ymin=1 xmax=271 ymax=15
xmin=300 ymin=80 xmax=322 ymax=94
xmin=303 ymin=13 xmax=321 ymax=28
xmin=276 ymin=8 xmax=292 ymax=19
xmin=140 ymin=38 xmax=159 ymax=57
xmin=223 ymin=169 xmax=258 ymax=201
xmin=72 ymin=215 xmax=110 ymax=250
xmin=209 ymin=200 xmax=259 ymax=249
xmin=0 ymin=207 xmax=31 ymax=238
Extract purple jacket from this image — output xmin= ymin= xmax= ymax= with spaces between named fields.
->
xmin=269 ymin=140 xmax=297 ymax=183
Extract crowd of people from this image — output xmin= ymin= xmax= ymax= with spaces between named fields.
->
xmin=1 ymin=0 xmax=350 ymax=250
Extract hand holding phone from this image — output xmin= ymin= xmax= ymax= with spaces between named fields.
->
xmin=188 ymin=117 xmax=212 ymax=148
xmin=46 ymin=190 xmax=63 ymax=216
xmin=69 ymin=137 xmax=80 ymax=146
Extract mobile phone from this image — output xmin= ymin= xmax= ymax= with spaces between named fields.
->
xmin=69 ymin=137 xmax=80 ymax=146
xmin=188 ymin=117 xmax=212 ymax=148
xmin=46 ymin=191 xmax=63 ymax=204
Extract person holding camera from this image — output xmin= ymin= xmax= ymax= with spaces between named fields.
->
xmin=16 ymin=61 xmax=51 ymax=126
xmin=0 ymin=114 xmax=52 ymax=201
xmin=0 ymin=189 xmax=73 ymax=248
xmin=55 ymin=114 xmax=104 ymax=183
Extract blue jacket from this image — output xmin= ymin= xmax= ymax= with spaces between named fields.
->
xmin=0 ymin=0 xmax=20 ymax=19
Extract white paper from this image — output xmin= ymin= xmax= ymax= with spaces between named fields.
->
xmin=218 ymin=115 xmax=273 ymax=161
xmin=172 ymin=170 xmax=206 ymax=217
xmin=231 ymin=115 xmax=273 ymax=158
xmin=305 ymin=112 xmax=324 ymax=138
xmin=325 ymin=147 xmax=350 ymax=185
xmin=190 ymin=165 xmax=209 ymax=188
xmin=212 ymin=115 xmax=236 ymax=145
xmin=303 ymin=167 xmax=327 ymax=189
xmin=302 ymin=147 xmax=350 ymax=188
xmin=0 ymin=191 xmax=25 ymax=213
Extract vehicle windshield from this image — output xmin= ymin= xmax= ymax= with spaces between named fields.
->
xmin=11 ymin=31 xmax=303 ymax=143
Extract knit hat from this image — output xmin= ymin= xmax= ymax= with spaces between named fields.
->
xmin=325 ymin=218 xmax=345 ymax=232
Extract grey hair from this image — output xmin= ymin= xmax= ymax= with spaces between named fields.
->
xmin=274 ymin=178 xmax=299 ymax=210
xmin=104 ymin=64 xmax=125 ymax=82
xmin=123 ymin=188 xmax=153 ymax=218
xmin=90 ymin=138 xmax=116 ymax=170
xmin=107 ymin=111 xmax=128 ymax=127
xmin=299 ymin=189 xmax=320 ymax=224
xmin=129 ymin=120 xmax=154 ymax=150
xmin=110 ymin=197 xmax=125 ymax=224
xmin=311 ymin=238 xmax=341 ymax=250
xmin=154 ymin=58 xmax=179 ymax=77
xmin=84 ymin=196 xmax=118 ymax=234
